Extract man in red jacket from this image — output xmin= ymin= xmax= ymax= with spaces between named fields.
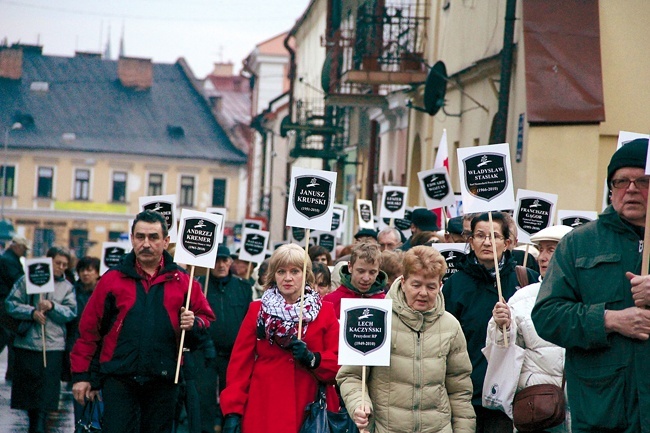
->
xmin=324 ymin=241 xmax=387 ymax=318
xmin=71 ymin=210 xmax=215 ymax=433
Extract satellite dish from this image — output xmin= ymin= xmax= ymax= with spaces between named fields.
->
xmin=279 ymin=115 xmax=293 ymax=138
xmin=423 ymin=61 xmax=447 ymax=116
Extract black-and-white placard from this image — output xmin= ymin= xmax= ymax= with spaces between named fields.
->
xmin=330 ymin=208 xmax=343 ymax=234
xmin=239 ymin=228 xmax=269 ymax=264
xmin=432 ymin=243 xmax=469 ymax=284
xmin=100 ymin=242 xmax=132 ymax=275
xmin=333 ymin=204 xmax=348 ymax=238
xmin=377 ymin=207 xmax=413 ymax=238
xmin=457 ymin=143 xmax=515 ymax=213
xmin=316 ymin=230 xmax=337 ymax=253
xmin=379 ymin=186 xmax=408 ymax=219
xmin=243 ymin=218 xmax=263 ymax=231
xmin=289 ymin=226 xmax=307 ymax=247
xmin=557 ymin=210 xmax=598 ymax=228
xmin=174 ymin=209 xmax=223 ymax=268
xmin=24 ymin=258 xmax=55 ymax=295
xmin=274 ymin=241 xmax=288 ymax=251
xmin=357 ymin=199 xmax=375 ymax=230
xmin=339 ymin=298 xmax=392 ymax=366
xmin=514 ymin=189 xmax=558 ymax=244
xmin=286 ymin=167 xmax=337 ymax=232
xmin=139 ymin=194 xmax=178 ymax=243
xmin=418 ymin=167 xmax=455 ymax=210
xmin=206 ymin=207 xmax=227 ymax=243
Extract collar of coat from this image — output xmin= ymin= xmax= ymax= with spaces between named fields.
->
xmin=387 ymin=276 xmax=445 ymax=333
xmin=339 ymin=263 xmax=387 ymax=296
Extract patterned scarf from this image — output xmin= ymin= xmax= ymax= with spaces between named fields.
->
xmin=257 ymin=285 xmax=322 ymax=347
xmin=471 ymin=252 xmax=507 ymax=279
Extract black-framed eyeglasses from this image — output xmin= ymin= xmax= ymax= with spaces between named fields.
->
xmin=611 ymin=177 xmax=650 ymax=190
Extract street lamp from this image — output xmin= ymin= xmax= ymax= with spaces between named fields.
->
xmin=1 ymin=122 xmax=23 ymax=241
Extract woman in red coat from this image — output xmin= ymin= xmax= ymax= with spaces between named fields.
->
xmin=220 ymin=243 xmax=340 ymax=433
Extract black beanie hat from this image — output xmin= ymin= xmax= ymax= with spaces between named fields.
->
xmin=607 ymin=138 xmax=649 ymax=185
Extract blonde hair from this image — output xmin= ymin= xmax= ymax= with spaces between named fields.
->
xmin=380 ymin=249 xmax=404 ymax=286
xmin=264 ymin=243 xmax=315 ymax=289
xmin=403 ymin=246 xmax=447 ymax=281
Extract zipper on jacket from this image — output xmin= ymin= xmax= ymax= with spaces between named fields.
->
xmin=414 ymin=331 xmax=422 ymax=432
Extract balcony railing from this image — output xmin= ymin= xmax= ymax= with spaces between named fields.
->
xmin=289 ymin=99 xmax=349 ymax=159
xmin=323 ymin=1 xmax=428 ymax=101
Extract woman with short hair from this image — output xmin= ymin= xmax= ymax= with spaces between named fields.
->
xmin=220 ymin=243 xmax=340 ymax=433
xmin=337 ymin=246 xmax=475 ymax=432
xmin=5 ymin=246 xmax=77 ymax=433
xmin=443 ymin=212 xmax=539 ymax=432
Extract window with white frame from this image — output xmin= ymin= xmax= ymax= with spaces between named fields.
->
xmin=148 ymin=173 xmax=163 ymax=196
xmin=37 ymin=166 xmax=54 ymax=198
xmin=74 ymin=168 xmax=90 ymax=200
xmin=112 ymin=171 xmax=127 ymax=203
xmin=180 ymin=175 xmax=195 ymax=207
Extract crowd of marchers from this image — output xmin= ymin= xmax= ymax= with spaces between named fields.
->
xmin=1 ymin=138 xmax=650 ymax=433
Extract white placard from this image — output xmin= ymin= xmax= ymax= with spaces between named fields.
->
xmin=314 ymin=230 xmax=337 ymax=255
xmin=288 ymin=226 xmax=308 ymax=248
xmin=379 ymin=186 xmax=409 ymax=219
xmin=357 ymin=199 xmax=375 ymax=230
xmin=286 ymin=167 xmax=337 ymax=231
xmin=206 ymin=207 xmax=227 ymax=243
xmin=418 ymin=167 xmax=455 ymax=210
xmin=330 ymin=208 xmax=345 ymax=237
xmin=100 ymin=242 xmax=132 ymax=275
xmin=273 ymin=240 xmax=289 ymax=251
xmin=239 ymin=228 xmax=270 ymax=264
xmin=513 ymin=189 xmax=559 ymax=244
xmin=139 ymin=194 xmax=178 ymax=243
xmin=24 ymin=257 xmax=55 ymax=295
xmin=333 ymin=204 xmax=348 ymax=238
xmin=456 ymin=143 xmax=515 ymax=213
xmin=243 ymin=218 xmax=263 ymax=231
xmin=447 ymin=193 xmax=464 ymax=218
xmin=339 ymin=298 xmax=393 ymax=367
xmin=174 ymin=209 xmax=223 ymax=268
xmin=432 ymin=243 xmax=469 ymax=283
xmin=557 ymin=210 xmax=598 ymax=228
xmin=618 ymin=130 xmax=649 ymax=150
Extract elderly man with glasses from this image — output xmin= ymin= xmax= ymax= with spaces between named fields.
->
xmin=533 ymin=138 xmax=650 ymax=433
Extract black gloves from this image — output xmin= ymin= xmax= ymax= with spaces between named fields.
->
xmin=286 ymin=337 xmax=321 ymax=369
xmin=222 ymin=414 xmax=242 ymax=433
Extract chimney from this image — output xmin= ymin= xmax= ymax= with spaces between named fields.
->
xmin=118 ymin=56 xmax=153 ymax=90
xmin=0 ymin=47 xmax=23 ymax=80
xmin=211 ymin=62 xmax=234 ymax=77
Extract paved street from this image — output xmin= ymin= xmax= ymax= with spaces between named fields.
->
xmin=0 ymin=348 xmax=193 ymax=433
xmin=0 ymin=349 xmax=75 ymax=433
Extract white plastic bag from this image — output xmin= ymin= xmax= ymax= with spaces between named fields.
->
xmin=481 ymin=328 xmax=525 ymax=419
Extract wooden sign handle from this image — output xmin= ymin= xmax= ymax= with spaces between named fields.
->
xmin=174 ymin=265 xmax=195 ymax=384
xmin=40 ymin=293 xmax=46 ymax=368
xmin=488 ymin=212 xmax=508 ymax=346
xmin=297 ymin=228 xmax=311 ymax=340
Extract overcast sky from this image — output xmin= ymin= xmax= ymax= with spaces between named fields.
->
xmin=1 ymin=0 xmax=311 ymax=77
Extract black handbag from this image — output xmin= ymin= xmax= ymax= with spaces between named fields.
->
xmin=300 ymin=383 xmax=358 ymax=433
xmin=75 ymin=397 xmax=104 ymax=433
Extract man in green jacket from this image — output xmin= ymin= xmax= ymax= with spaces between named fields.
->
xmin=532 ymin=137 xmax=650 ymax=433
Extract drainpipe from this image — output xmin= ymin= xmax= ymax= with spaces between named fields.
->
xmin=489 ymin=0 xmax=517 ymax=145
xmin=283 ymin=32 xmax=297 ymax=122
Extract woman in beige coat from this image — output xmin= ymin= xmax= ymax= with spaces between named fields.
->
xmin=337 ymin=246 xmax=475 ymax=433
